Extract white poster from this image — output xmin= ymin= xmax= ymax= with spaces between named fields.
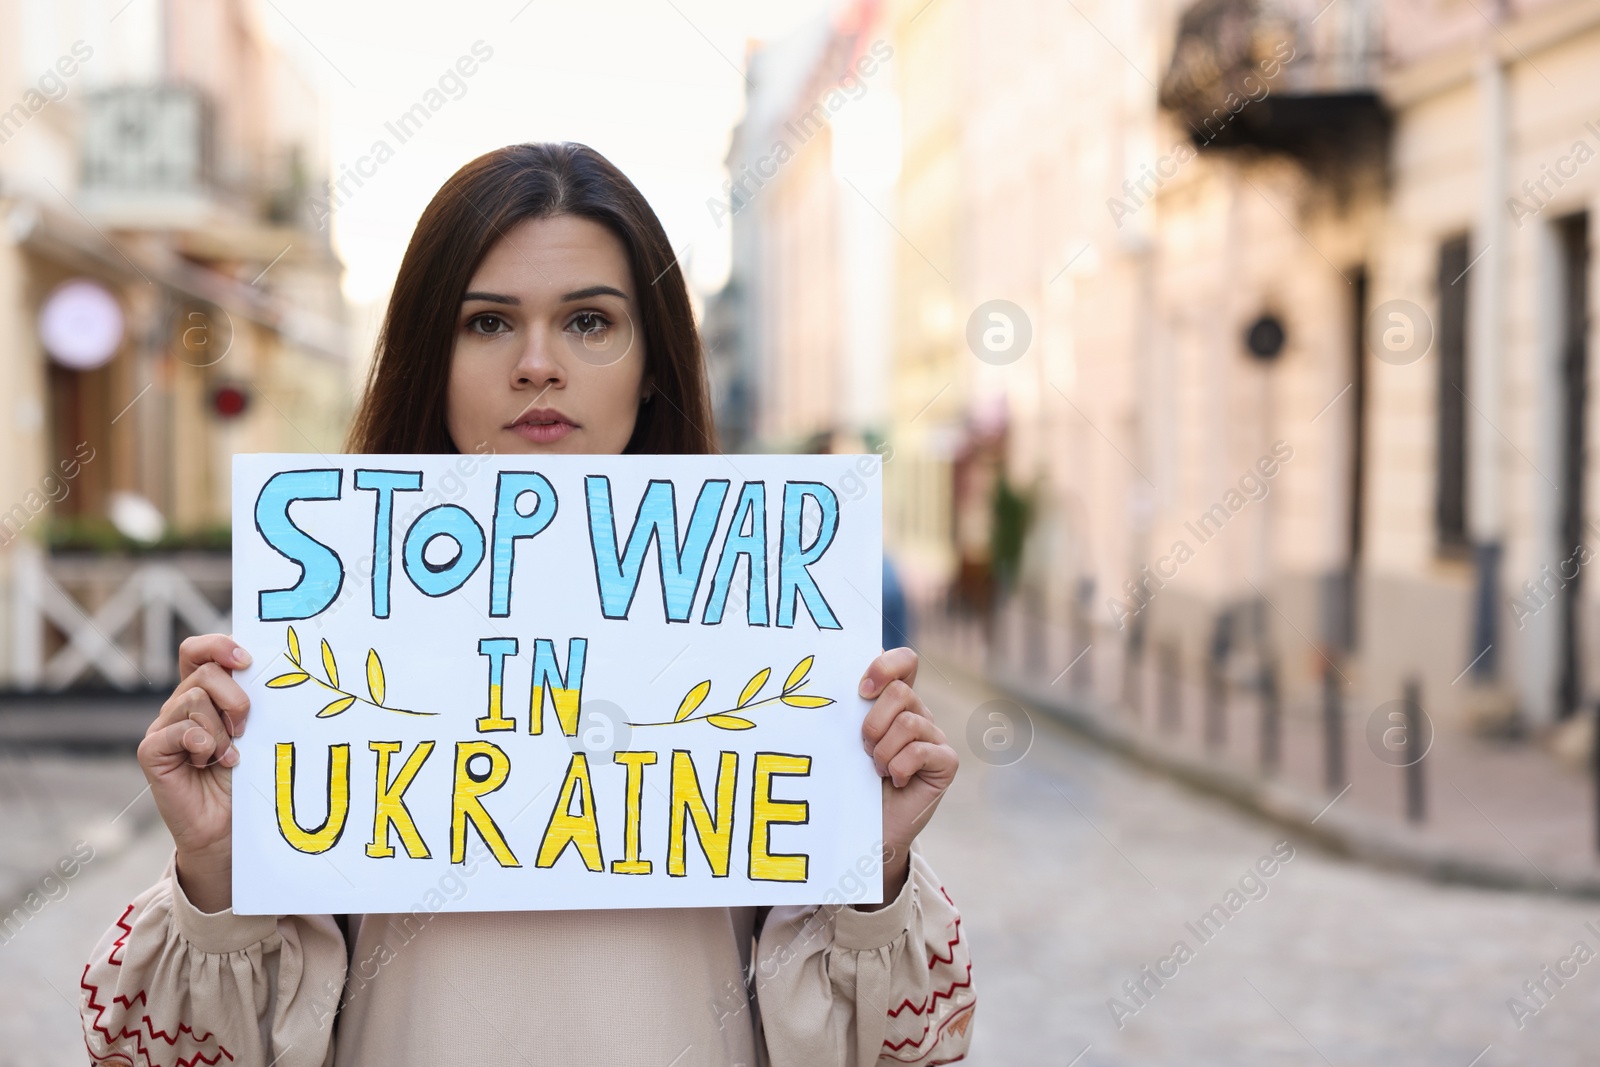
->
xmin=229 ymin=452 xmax=885 ymax=915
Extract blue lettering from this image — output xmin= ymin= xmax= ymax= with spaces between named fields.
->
xmin=256 ymin=469 xmax=344 ymax=621
xmin=402 ymin=504 xmax=486 ymax=598
xmin=777 ymin=482 xmax=841 ymax=629
xmin=489 ymin=472 xmax=558 ymax=617
xmin=585 ymin=477 xmax=729 ymax=621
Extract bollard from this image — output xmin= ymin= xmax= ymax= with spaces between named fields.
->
xmin=1074 ymin=636 xmax=1092 ymax=696
xmin=1160 ymin=643 xmax=1181 ymax=733
xmin=1259 ymin=658 xmax=1280 ymax=774
xmin=1204 ymin=662 xmax=1226 ymax=749
xmin=1323 ymin=660 xmax=1344 ymax=791
xmin=1205 ymin=610 xmax=1233 ymax=751
xmin=1594 ymin=701 xmax=1600 ymax=853
xmin=1404 ymin=677 xmax=1426 ymax=823
xmin=1073 ymin=578 xmax=1095 ymax=697
xmin=1122 ymin=623 xmax=1145 ymax=719
xmin=1025 ymin=592 xmax=1044 ymax=676
xmin=1593 ymin=700 xmax=1600 ymax=853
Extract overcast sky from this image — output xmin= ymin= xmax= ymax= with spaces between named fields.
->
xmin=260 ymin=0 xmax=836 ymax=307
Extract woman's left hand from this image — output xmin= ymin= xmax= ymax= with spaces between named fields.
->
xmin=857 ymin=647 xmax=958 ymax=907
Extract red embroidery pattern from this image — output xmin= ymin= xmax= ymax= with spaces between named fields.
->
xmin=109 ymin=903 xmax=134 ymax=965
xmin=883 ymin=1002 xmax=976 ymax=1063
xmin=880 ymin=885 xmax=976 ymax=1063
xmin=80 ymin=903 xmax=235 ymax=1067
xmin=925 ymin=888 xmax=962 ymax=970
xmin=886 ymin=961 xmax=974 ymax=1021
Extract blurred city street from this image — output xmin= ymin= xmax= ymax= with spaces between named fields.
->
xmin=10 ymin=0 xmax=1600 ymax=1063
xmin=915 ymin=665 xmax=1600 ymax=1067
xmin=7 ymin=675 xmax=1600 ymax=1066
xmin=0 ymin=748 xmax=168 ymax=1067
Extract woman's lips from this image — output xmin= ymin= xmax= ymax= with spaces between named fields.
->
xmin=506 ymin=405 xmax=579 ymax=444
xmin=508 ymin=418 xmax=576 ymax=444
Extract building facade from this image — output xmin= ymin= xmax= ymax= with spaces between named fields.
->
xmin=878 ymin=0 xmax=1600 ymax=732
xmin=0 ymin=0 xmax=351 ymax=690
xmin=703 ymin=0 xmax=1600 ymax=735
xmin=714 ymin=0 xmax=896 ymax=455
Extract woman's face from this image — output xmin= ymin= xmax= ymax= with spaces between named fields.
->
xmin=446 ymin=214 xmax=648 ymax=456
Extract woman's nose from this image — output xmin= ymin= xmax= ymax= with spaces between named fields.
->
xmin=512 ymin=330 xmax=565 ymax=387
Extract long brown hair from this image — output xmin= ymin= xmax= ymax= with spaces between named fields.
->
xmin=345 ymin=142 xmax=717 ymax=455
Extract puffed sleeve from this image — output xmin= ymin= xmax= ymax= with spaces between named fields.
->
xmin=80 ymin=854 xmax=348 ymax=1067
xmin=754 ymin=844 xmax=976 ymax=1065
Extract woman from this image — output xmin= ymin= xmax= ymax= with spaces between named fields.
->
xmin=79 ymin=143 xmax=975 ymax=1067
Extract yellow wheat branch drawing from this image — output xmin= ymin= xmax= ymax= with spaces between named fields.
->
xmin=630 ymin=655 xmax=835 ymax=731
xmin=265 ymin=625 xmax=437 ymax=717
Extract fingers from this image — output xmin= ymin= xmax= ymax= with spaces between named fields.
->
xmin=869 ymin=707 xmax=947 ymax=786
xmin=859 ymin=647 xmax=918 ymax=699
xmin=141 ymin=634 xmax=253 ymax=780
xmin=145 ymin=687 xmax=236 ymax=770
xmin=885 ymin=739 xmax=959 ymax=793
xmin=178 ymin=633 xmax=252 ymax=684
xmin=140 ymin=705 xmax=239 ymax=772
xmin=861 ymin=677 xmax=929 ymax=750
xmin=156 ymin=661 xmax=251 ymax=739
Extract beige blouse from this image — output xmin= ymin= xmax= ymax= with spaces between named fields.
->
xmin=78 ymin=845 xmax=975 ymax=1066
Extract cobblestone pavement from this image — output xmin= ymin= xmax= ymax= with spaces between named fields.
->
xmin=0 ymin=809 xmax=168 ymax=1067
xmin=6 ymin=675 xmax=1600 ymax=1065
xmin=913 ymin=665 xmax=1600 ymax=1066
xmin=964 ymin=606 xmax=1600 ymax=883
xmin=0 ymin=749 xmax=153 ymax=906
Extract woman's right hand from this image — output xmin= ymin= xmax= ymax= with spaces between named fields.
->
xmin=137 ymin=634 xmax=253 ymax=913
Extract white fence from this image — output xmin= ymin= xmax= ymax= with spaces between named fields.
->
xmin=8 ymin=543 xmax=230 ymax=691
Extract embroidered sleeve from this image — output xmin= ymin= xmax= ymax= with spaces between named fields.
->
xmin=754 ymin=845 xmax=975 ymax=1065
xmin=80 ymin=854 xmax=347 ymax=1067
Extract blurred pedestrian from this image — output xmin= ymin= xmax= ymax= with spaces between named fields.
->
xmin=884 ymin=554 xmax=912 ymax=652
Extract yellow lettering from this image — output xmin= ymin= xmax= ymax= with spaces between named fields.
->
xmin=668 ymin=749 xmax=738 ymax=877
xmin=451 ymin=741 xmax=519 ymax=866
xmin=476 ymin=637 xmax=519 ymax=732
xmin=536 ymin=753 xmax=603 ymax=870
xmin=750 ymin=752 xmax=810 ymax=882
xmin=530 ymin=686 xmax=583 ymax=736
xmin=611 ymin=751 xmax=657 ymax=874
xmin=477 ymin=681 xmax=516 ymax=732
xmin=529 ymin=638 xmax=586 ymax=736
xmin=275 ymin=742 xmax=350 ymax=855
xmin=366 ymin=741 xmax=435 ymax=859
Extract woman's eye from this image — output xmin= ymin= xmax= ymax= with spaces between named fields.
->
xmin=569 ymin=311 xmax=610 ymax=336
xmin=468 ymin=314 xmax=510 ymax=335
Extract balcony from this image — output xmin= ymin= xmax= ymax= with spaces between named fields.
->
xmin=78 ymin=85 xmax=220 ymax=228
xmin=1159 ymin=0 xmax=1390 ymax=170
